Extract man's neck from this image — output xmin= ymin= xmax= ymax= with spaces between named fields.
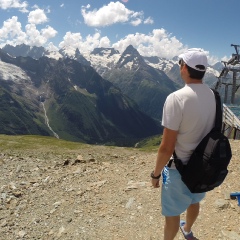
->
xmin=185 ymin=78 xmax=203 ymax=84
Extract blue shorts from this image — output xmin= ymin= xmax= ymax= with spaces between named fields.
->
xmin=161 ymin=167 xmax=206 ymax=216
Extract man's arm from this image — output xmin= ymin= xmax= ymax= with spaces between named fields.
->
xmin=152 ymin=127 xmax=178 ymax=188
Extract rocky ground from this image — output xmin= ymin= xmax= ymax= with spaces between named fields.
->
xmin=0 ymin=139 xmax=240 ymax=240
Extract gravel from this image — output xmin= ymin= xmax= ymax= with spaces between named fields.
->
xmin=0 ymin=141 xmax=240 ymax=240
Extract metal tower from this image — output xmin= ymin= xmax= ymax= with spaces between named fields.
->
xmin=215 ymin=44 xmax=240 ymax=104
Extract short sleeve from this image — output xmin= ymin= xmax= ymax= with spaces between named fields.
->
xmin=162 ymin=93 xmax=183 ymax=131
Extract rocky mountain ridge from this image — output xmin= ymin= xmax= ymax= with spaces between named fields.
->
xmin=101 ymin=45 xmax=178 ymax=119
xmin=0 ymin=48 xmax=161 ymax=145
xmin=2 ymin=43 xmax=221 ymax=86
xmin=0 ymin=43 xmax=224 ymax=144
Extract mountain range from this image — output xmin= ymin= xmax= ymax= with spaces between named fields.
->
xmin=0 ymin=44 xmax=221 ymax=146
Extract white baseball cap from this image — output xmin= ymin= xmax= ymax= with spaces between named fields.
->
xmin=179 ymin=48 xmax=208 ymax=72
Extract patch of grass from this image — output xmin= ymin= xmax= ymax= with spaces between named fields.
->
xmin=0 ymin=134 xmax=162 ymax=154
xmin=135 ymin=134 xmax=162 ymax=151
xmin=0 ymin=134 xmax=88 ymax=152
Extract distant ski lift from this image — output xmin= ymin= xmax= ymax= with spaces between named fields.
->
xmin=228 ymin=44 xmax=240 ymax=65
xmin=215 ymin=44 xmax=240 ymax=104
xmin=219 ymin=67 xmax=229 ymax=78
xmin=227 ymin=54 xmax=239 ymax=65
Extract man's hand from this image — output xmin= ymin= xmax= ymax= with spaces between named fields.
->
xmin=151 ymin=178 xmax=160 ymax=188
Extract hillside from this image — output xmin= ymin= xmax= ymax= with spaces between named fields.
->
xmin=0 ymin=135 xmax=239 ymax=239
xmin=0 ymin=49 xmax=161 ymax=145
xmin=102 ymin=45 xmax=178 ymax=119
xmin=2 ymin=44 xmax=221 ymax=120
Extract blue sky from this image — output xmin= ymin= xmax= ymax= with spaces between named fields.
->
xmin=0 ymin=0 xmax=239 ymax=64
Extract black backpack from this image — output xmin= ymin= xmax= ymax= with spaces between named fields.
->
xmin=172 ymin=90 xmax=232 ymax=193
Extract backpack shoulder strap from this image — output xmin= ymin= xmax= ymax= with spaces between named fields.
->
xmin=211 ymin=89 xmax=222 ymax=131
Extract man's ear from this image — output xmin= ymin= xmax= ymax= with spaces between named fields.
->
xmin=181 ymin=64 xmax=189 ymax=78
xmin=182 ymin=63 xmax=187 ymax=69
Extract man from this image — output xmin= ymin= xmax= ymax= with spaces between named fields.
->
xmin=151 ymin=48 xmax=216 ymax=240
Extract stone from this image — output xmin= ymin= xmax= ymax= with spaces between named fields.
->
xmin=214 ymin=199 xmax=229 ymax=209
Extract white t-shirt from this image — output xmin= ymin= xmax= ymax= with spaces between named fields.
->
xmin=162 ymin=83 xmax=216 ymax=164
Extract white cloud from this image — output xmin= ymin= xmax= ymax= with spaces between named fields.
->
xmin=208 ymin=55 xmax=222 ymax=65
xmin=112 ymin=29 xmax=185 ymax=59
xmin=131 ymin=11 xmax=143 ymax=18
xmin=28 ymin=8 xmax=48 ymax=25
xmin=59 ymin=32 xmax=83 ymax=49
xmin=41 ymin=26 xmax=57 ymax=39
xmin=32 ymin=4 xmax=39 ymax=9
xmin=25 ymin=24 xmax=57 ymax=46
xmin=220 ymin=56 xmax=229 ymax=63
xmin=0 ymin=1 xmax=218 ymax=63
xmin=0 ymin=16 xmax=57 ymax=47
xmin=0 ymin=16 xmax=26 ymax=45
xmin=0 ymin=15 xmax=203 ymax=62
xmin=0 ymin=0 xmax=28 ymax=12
xmin=99 ymin=36 xmax=111 ymax=48
xmin=58 ymin=28 xmax=186 ymax=60
xmin=86 ymin=32 xmax=104 ymax=49
xmin=25 ymin=24 xmax=46 ymax=46
xmin=130 ymin=18 xmax=142 ymax=26
xmin=59 ymin=31 xmax=111 ymax=54
xmin=144 ymin=17 xmax=154 ymax=25
xmin=81 ymin=1 xmax=143 ymax=27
